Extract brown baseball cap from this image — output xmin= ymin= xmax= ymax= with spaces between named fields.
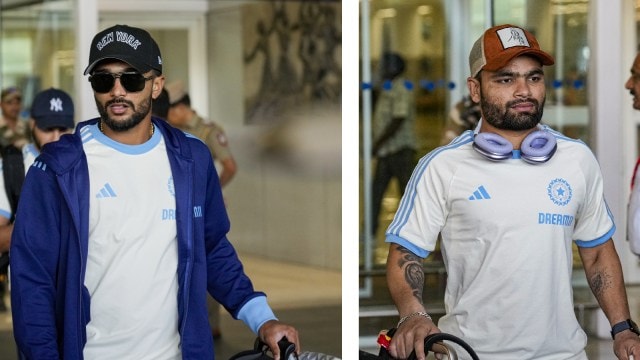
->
xmin=469 ymin=24 xmax=554 ymax=78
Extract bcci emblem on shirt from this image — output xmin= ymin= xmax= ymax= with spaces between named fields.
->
xmin=547 ymin=178 xmax=572 ymax=206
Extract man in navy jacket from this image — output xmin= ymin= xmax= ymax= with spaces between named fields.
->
xmin=10 ymin=24 xmax=299 ymax=359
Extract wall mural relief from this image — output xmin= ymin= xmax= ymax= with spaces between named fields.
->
xmin=243 ymin=1 xmax=341 ymax=125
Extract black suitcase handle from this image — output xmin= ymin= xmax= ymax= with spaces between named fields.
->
xmin=255 ymin=337 xmax=298 ymax=360
xmin=229 ymin=336 xmax=297 ymax=360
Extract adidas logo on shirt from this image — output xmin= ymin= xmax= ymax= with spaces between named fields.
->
xmin=468 ymin=185 xmax=491 ymax=200
xmin=96 ymin=183 xmax=117 ymax=198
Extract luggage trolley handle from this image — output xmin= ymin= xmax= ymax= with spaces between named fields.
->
xmin=427 ymin=340 xmax=458 ymax=360
xmin=409 ymin=333 xmax=480 ymax=360
xmin=377 ymin=328 xmax=479 ymax=360
xmin=254 ymin=336 xmax=298 ymax=360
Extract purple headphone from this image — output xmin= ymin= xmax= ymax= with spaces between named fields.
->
xmin=473 ymin=130 xmax=557 ymax=164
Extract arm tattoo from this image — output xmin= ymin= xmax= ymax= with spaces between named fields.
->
xmin=589 ymin=270 xmax=612 ymax=298
xmin=396 ymin=246 xmax=424 ymax=303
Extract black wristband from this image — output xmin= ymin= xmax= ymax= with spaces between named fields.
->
xmin=611 ymin=319 xmax=640 ymax=340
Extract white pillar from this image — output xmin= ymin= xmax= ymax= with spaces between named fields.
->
xmin=589 ymin=0 xmax=631 ymax=338
xmin=188 ymin=15 xmax=209 ymax=118
xmin=74 ymin=0 xmax=99 ymax=122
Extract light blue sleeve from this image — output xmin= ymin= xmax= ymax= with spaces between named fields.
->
xmin=237 ymin=295 xmax=278 ymax=334
xmin=386 ymin=234 xmax=430 ymax=258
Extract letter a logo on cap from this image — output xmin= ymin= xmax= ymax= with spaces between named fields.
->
xmin=496 ymin=27 xmax=530 ymax=49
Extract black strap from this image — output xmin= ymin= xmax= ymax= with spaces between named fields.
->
xmin=0 ymin=253 xmax=8 ymax=275
xmin=0 ymin=144 xmax=24 ymax=274
xmin=359 ymin=350 xmax=383 ymax=360
xmin=1 ymin=144 xmax=25 ymax=221
xmin=228 ymin=349 xmax=270 ymax=360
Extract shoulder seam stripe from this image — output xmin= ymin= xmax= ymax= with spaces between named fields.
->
xmin=387 ymin=132 xmax=473 ymax=236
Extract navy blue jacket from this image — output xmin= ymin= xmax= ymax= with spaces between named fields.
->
xmin=10 ymin=118 xmax=274 ymax=359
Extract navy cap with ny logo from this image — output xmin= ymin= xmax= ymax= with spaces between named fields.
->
xmin=30 ymin=88 xmax=75 ymax=130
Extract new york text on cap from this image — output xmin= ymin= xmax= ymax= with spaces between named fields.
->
xmin=84 ymin=24 xmax=162 ymax=75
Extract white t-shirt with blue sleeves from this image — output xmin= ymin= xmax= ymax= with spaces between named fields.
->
xmin=386 ymin=128 xmax=613 ymax=360
xmin=81 ymin=124 xmax=181 ymax=360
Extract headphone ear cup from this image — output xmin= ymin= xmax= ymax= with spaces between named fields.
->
xmin=473 ymin=132 xmax=514 ymax=161
xmin=520 ymin=130 xmax=557 ymax=164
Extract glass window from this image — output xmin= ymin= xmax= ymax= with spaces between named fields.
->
xmin=360 ymin=0 xmax=450 ymax=336
xmin=0 ymin=0 xmax=75 ymax=115
xmin=494 ymin=0 xmax=590 ymax=141
xmin=360 ymin=0 xmax=449 ymax=263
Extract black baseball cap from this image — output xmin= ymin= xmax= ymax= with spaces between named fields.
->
xmin=30 ymin=88 xmax=75 ymax=130
xmin=84 ymin=24 xmax=163 ymax=75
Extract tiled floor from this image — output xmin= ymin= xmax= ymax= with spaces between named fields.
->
xmin=0 ymin=253 xmax=342 ymax=359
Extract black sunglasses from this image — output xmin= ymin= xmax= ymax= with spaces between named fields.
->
xmin=88 ymin=72 xmax=154 ymax=93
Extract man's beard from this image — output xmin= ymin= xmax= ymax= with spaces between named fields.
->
xmin=96 ymin=96 xmax=152 ymax=132
xmin=480 ymin=94 xmax=545 ymax=131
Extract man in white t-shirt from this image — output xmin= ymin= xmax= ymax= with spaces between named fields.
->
xmin=385 ymin=24 xmax=640 ymax=360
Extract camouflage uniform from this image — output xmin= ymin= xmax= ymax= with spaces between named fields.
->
xmin=0 ymin=119 xmax=30 ymax=149
xmin=180 ymin=113 xmax=232 ymax=163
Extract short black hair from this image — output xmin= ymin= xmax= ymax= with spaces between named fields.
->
xmin=152 ymin=87 xmax=170 ymax=120
xmin=382 ymin=52 xmax=406 ymax=78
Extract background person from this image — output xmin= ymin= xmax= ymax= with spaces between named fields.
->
xmin=625 ymin=51 xmax=640 ymax=257
xmin=10 ymin=24 xmax=298 ymax=359
xmin=23 ymin=88 xmax=75 ymax=167
xmin=439 ymin=95 xmax=481 ymax=146
xmin=0 ymin=87 xmax=74 ymax=315
xmin=385 ymin=24 xmax=640 ymax=360
xmin=166 ymin=80 xmax=237 ymax=188
xmin=0 ymin=86 xmax=27 ymax=313
xmin=0 ymin=87 xmax=29 ymax=149
xmin=151 ymin=87 xmax=170 ymax=120
xmin=370 ymin=51 xmax=416 ymax=238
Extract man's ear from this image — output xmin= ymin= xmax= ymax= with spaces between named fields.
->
xmin=467 ymin=76 xmax=481 ymax=104
xmin=152 ymin=75 xmax=165 ymax=99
